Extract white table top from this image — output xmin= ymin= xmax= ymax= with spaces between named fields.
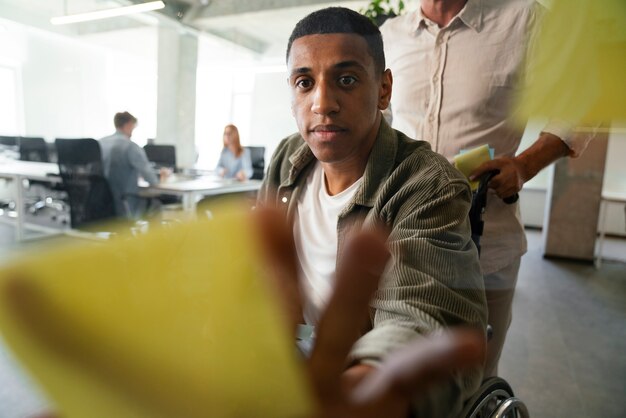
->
xmin=143 ymin=174 xmax=262 ymax=196
xmin=0 ymin=160 xmax=59 ymax=180
xmin=0 ymin=161 xmax=262 ymax=195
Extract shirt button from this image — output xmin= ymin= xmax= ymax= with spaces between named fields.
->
xmin=432 ymin=75 xmax=438 ymax=82
xmin=281 ymin=196 xmax=288 ymax=203
xmin=429 ymin=114 xmax=435 ymax=122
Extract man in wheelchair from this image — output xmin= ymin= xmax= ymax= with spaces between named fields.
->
xmin=258 ymin=7 xmax=488 ymax=417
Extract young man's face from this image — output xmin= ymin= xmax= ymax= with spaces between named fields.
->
xmin=287 ymin=33 xmax=391 ymax=167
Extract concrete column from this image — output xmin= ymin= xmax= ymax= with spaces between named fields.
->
xmin=156 ymin=26 xmax=198 ymax=168
xmin=543 ymin=129 xmax=609 ymax=261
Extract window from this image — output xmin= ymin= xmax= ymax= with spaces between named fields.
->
xmin=0 ymin=65 xmax=22 ymax=135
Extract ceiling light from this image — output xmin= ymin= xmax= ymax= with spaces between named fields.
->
xmin=50 ymin=1 xmax=165 ymax=25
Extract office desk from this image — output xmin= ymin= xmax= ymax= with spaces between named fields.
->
xmin=142 ymin=175 xmax=262 ymax=211
xmin=0 ymin=162 xmax=263 ymax=239
xmin=0 ymin=160 xmax=61 ymax=241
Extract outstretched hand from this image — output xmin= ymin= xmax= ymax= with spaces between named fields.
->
xmin=254 ymin=207 xmax=486 ymax=418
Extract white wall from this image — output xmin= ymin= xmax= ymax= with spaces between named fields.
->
xmin=249 ymin=71 xmax=298 ymax=165
xmin=518 ymin=121 xmax=626 ymax=236
xmin=194 ymin=34 xmax=258 ymax=169
xmin=0 ymin=18 xmax=157 ymax=145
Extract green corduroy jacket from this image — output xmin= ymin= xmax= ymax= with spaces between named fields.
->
xmin=259 ymin=117 xmax=487 ymax=417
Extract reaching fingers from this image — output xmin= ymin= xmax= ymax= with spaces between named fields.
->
xmin=309 ymin=230 xmax=390 ymax=401
xmin=251 ymin=206 xmax=303 ymax=331
xmin=350 ymin=328 xmax=486 ymax=405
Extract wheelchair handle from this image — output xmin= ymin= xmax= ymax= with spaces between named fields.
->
xmin=479 ymin=170 xmax=519 ymax=205
xmin=470 ymin=170 xmax=519 ymax=256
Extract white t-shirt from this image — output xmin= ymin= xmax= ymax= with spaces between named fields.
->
xmin=294 ymin=162 xmax=363 ymax=325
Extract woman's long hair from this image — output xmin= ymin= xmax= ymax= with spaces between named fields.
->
xmin=223 ymin=124 xmax=243 ymax=157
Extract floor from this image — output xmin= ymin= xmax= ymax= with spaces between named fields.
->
xmin=0 ymin=227 xmax=624 ymax=418
xmin=499 ymin=231 xmax=626 ymax=418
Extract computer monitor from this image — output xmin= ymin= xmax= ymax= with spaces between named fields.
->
xmin=0 ymin=135 xmax=18 ymax=147
xmin=144 ymin=144 xmax=176 ymax=170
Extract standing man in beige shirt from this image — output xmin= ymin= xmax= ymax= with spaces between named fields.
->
xmin=381 ymin=0 xmax=592 ymax=376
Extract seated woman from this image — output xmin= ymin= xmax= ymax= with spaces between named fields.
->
xmin=216 ymin=124 xmax=253 ymax=181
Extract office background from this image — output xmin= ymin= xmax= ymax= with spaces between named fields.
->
xmin=0 ymin=1 xmax=624 ymax=417
xmin=0 ymin=0 xmax=624 ymax=235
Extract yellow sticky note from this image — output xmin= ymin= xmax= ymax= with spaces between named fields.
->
xmin=454 ymin=145 xmax=491 ymax=191
xmin=516 ymin=0 xmax=626 ymax=124
xmin=0 ymin=206 xmax=312 ymax=418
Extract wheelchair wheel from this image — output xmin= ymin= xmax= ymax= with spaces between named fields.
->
xmin=460 ymin=377 xmax=528 ymax=418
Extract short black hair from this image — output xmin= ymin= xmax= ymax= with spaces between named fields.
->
xmin=114 ymin=111 xmax=137 ymax=129
xmin=286 ymin=7 xmax=385 ymax=75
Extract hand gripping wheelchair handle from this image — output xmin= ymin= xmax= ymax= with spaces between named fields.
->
xmin=469 ymin=170 xmax=519 ymax=255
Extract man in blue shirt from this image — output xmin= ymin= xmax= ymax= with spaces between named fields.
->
xmin=99 ymin=112 xmax=158 ymax=218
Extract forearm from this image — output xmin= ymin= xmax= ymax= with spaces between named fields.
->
xmin=515 ymin=132 xmax=570 ymax=182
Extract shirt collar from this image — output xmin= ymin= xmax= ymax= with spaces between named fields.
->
xmin=284 ymin=116 xmax=398 ymax=209
xmin=410 ymin=0 xmax=483 ymax=33
xmin=115 ymin=130 xmax=131 ymax=140
xmin=457 ymin=0 xmax=483 ymax=32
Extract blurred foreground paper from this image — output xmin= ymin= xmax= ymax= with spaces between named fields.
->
xmin=517 ymin=0 xmax=626 ymax=124
xmin=0 ymin=209 xmax=312 ymax=418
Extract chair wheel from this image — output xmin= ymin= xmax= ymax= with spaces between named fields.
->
xmin=460 ymin=377 xmax=518 ymax=418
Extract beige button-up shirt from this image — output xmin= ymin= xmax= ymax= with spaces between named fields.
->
xmin=381 ymin=0 xmax=589 ymax=274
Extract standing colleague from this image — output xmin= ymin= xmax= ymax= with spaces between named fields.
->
xmin=216 ymin=124 xmax=253 ymax=181
xmin=100 ymin=111 xmax=159 ymax=219
xmin=381 ymin=0 xmax=594 ymax=376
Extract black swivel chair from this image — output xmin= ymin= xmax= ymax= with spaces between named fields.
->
xmin=0 ymin=135 xmax=19 ymax=159
xmin=18 ymin=137 xmax=49 ymax=162
xmin=16 ymin=137 xmax=67 ymax=217
xmin=55 ymin=138 xmax=116 ymax=229
xmin=0 ymin=135 xmax=18 ymax=148
xmin=0 ymin=136 xmax=19 ymax=214
xmin=246 ymin=146 xmax=266 ymax=180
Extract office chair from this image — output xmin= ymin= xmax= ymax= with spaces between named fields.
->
xmin=55 ymin=138 xmax=116 ymax=229
xmin=0 ymin=136 xmax=19 ymax=216
xmin=0 ymin=135 xmax=18 ymax=147
xmin=0 ymin=136 xmax=63 ymax=221
xmin=246 ymin=146 xmax=266 ymax=180
xmin=18 ymin=137 xmax=49 ymax=162
xmin=0 ymin=135 xmax=19 ymax=160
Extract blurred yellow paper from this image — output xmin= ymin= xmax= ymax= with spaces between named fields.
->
xmin=0 ymin=207 xmax=312 ymax=418
xmin=517 ymin=0 xmax=626 ymax=124
xmin=454 ymin=145 xmax=492 ymax=191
